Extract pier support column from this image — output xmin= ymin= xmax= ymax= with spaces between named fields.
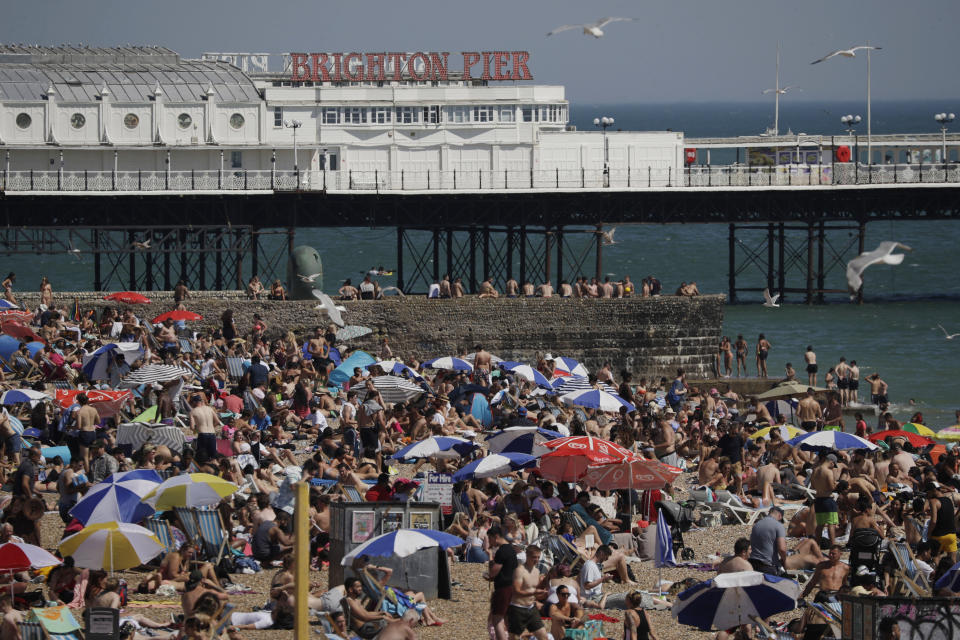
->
xmin=396 ymin=227 xmax=404 ymax=293
xmin=432 ymin=228 xmax=440 ymax=283
xmin=544 ymin=229 xmax=552 ymax=286
xmin=727 ymin=223 xmax=736 ymax=304
xmin=468 ymin=226 xmax=477 ymax=293
xmin=595 ymin=224 xmax=603 ymax=281
xmin=555 ymin=226 xmax=564 ymax=286
xmin=519 ymin=226 xmax=527 ymax=286
xmin=506 ymin=226 xmax=514 ymax=282
xmin=806 ymin=223 xmax=815 ymax=305
xmin=777 ymin=223 xmax=786 ymax=301
xmin=816 ymin=221 xmax=826 ymax=304
xmin=766 ymin=224 xmax=775 ymax=295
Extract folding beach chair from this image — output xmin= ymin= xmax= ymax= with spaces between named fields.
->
xmin=359 ymin=567 xmax=386 ymax=610
xmin=3 ymin=355 xmax=41 ymax=381
xmin=18 ymin=621 xmax=44 ymax=640
xmin=341 ymin=485 xmax=364 ymax=502
xmin=26 ymin=605 xmax=85 ymax=640
xmin=888 ymin=541 xmax=927 ymax=596
xmin=225 ymin=356 xmax=245 ymax=382
xmin=559 ymin=510 xmax=587 ymax=537
xmin=144 ymin=516 xmax=177 ymax=555
xmin=178 ymin=338 xmax=194 ymax=354
xmin=175 ymin=506 xmax=229 ymax=565
xmin=210 ymin=602 xmax=236 ymax=640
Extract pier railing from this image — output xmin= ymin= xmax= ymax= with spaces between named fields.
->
xmin=3 ymin=163 xmax=960 ymax=193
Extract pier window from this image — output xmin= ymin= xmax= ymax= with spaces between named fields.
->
xmin=395 ymin=107 xmax=416 ymax=124
xmin=372 ymin=107 xmax=391 ymax=124
xmin=521 ymin=106 xmax=535 ymax=122
xmin=322 ymin=108 xmax=340 ymax=124
xmin=273 ymin=107 xmax=283 ymax=128
xmin=499 ymin=106 xmax=515 ymax=123
xmin=449 ymin=106 xmax=469 ymax=123
xmin=343 ymin=107 xmax=367 ymax=124
xmin=231 ymin=151 xmax=242 ymax=168
xmin=424 ymin=105 xmax=441 ymax=124
xmin=473 ymin=105 xmax=494 ymax=123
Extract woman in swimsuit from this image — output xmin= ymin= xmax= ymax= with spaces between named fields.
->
xmin=734 ymin=335 xmax=748 ymax=377
xmin=720 ymin=336 xmax=733 ymax=377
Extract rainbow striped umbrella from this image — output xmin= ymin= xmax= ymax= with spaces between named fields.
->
xmin=140 ymin=473 xmax=238 ymax=510
xmin=935 ymin=425 xmax=960 ymax=442
xmin=901 ymin=422 xmax=936 ymax=437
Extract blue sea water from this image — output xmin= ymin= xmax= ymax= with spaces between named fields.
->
xmin=4 ymin=100 xmax=959 ymax=427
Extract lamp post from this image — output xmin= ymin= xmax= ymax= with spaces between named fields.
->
xmin=814 ymin=44 xmax=879 ymax=164
xmin=841 ymin=114 xmax=861 ymax=162
xmin=284 ymin=119 xmax=303 ymax=181
xmin=593 ymin=116 xmax=614 ymax=187
xmin=935 ymin=112 xmax=955 ymax=166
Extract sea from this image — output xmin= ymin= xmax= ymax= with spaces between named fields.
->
xmin=5 ymin=100 xmax=960 ymax=429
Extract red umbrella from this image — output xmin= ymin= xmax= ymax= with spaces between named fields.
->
xmin=539 ymin=436 xmax=633 ymax=482
xmin=1 ymin=323 xmax=44 ymax=344
xmin=0 ymin=310 xmax=34 ymax=322
xmin=867 ymin=429 xmax=933 ymax=448
xmin=582 ymin=455 xmax=683 ymax=491
xmin=152 ymin=310 xmax=203 ymax=324
xmin=104 ymin=292 xmax=151 ymax=304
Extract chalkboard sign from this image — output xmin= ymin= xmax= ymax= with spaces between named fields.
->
xmin=85 ymin=608 xmax=119 ymax=640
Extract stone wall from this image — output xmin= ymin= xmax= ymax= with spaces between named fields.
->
xmin=23 ymin=291 xmax=725 ymax=380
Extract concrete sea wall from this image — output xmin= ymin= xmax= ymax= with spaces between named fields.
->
xmin=24 ymin=292 xmax=725 ymax=380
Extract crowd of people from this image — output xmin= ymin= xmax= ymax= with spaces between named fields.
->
xmin=0 ymin=281 xmax=954 ymax=640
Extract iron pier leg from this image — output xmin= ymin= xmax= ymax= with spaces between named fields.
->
xmin=128 ymin=229 xmax=137 ymax=290
xmin=806 ymin=223 xmax=815 ymax=305
xmin=468 ymin=226 xmax=477 ymax=293
xmin=145 ymin=231 xmax=154 ymax=292
xmin=555 ymin=226 xmax=564 ymax=286
xmin=163 ymin=230 xmax=171 ymax=290
xmin=396 ymin=227 xmax=404 ymax=293
xmin=287 ymin=227 xmax=296 ymax=277
xmin=506 ymin=226 xmax=514 ymax=282
xmin=777 ymin=223 xmax=785 ymax=302
xmin=432 ymin=228 xmax=441 ymax=284
xmin=856 ymin=220 xmax=866 ymax=304
xmin=766 ymin=224 xmax=775 ymax=296
xmin=595 ymin=224 xmax=603 ymax=281
xmin=817 ymin=221 xmax=826 ymax=304
xmin=198 ymin=230 xmax=208 ymax=291
xmin=482 ymin=226 xmax=490 ymax=282
xmin=235 ymin=229 xmax=244 ymax=290
xmin=215 ymin=231 xmax=223 ymax=291
xmin=728 ymin=223 xmax=736 ymax=304
xmin=93 ymin=230 xmax=102 ymax=292
xmin=446 ymin=229 xmax=453 ymax=280
xmin=544 ymin=229 xmax=552 ymax=286
xmin=180 ymin=230 xmax=188 ymax=288
xmin=251 ymin=230 xmax=259 ymax=286
xmin=519 ymin=226 xmax=527 ymax=286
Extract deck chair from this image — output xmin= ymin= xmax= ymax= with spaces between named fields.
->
xmin=340 ymin=597 xmax=381 ymax=640
xmin=359 ymin=567 xmax=386 ymax=610
xmin=342 ymin=485 xmax=364 ymax=502
xmin=2 ymin=354 xmax=41 ymax=381
xmin=27 ymin=605 xmax=84 ymax=640
xmin=178 ymin=337 xmax=194 ymax=354
xmin=559 ymin=511 xmax=587 ymax=537
xmin=174 ymin=506 xmax=229 ymax=564
xmin=713 ymin=491 xmax=764 ymax=526
xmin=144 ymin=516 xmax=177 ymax=554
xmin=806 ymin=602 xmax=842 ymax=640
xmin=888 ymin=541 xmax=927 ymax=596
xmin=210 ymin=602 xmax=236 ymax=640
xmin=18 ymin=621 xmax=44 ymax=640
xmin=751 ymin=615 xmax=794 ymax=640
xmin=225 ymin=356 xmax=245 ymax=382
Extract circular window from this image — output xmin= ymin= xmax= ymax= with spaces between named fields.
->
xmin=15 ymin=113 xmax=31 ymax=129
xmin=229 ymin=113 xmax=245 ymax=129
xmin=124 ymin=113 xmax=139 ymax=129
xmin=177 ymin=113 xmax=192 ymax=129
xmin=70 ymin=113 xmax=86 ymax=129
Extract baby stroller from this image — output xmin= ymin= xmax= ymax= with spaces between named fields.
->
xmin=654 ymin=499 xmax=696 ymax=561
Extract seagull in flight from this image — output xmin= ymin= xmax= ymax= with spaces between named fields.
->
xmin=547 ymin=17 xmax=637 ymax=38
xmin=846 ymin=241 xmax=912 ymax=298
xmin=811 ymin=46 xmax=881 ymax=64
xmin=762 ymin=288 xmax=780 ymax=308
xmin=762 ymin=86 xmax=801 ymax=95
xmin=297 ymin=272 xmax=322 ymax=283
xmin=601 ymin=227 xmax=617 ymax=245
xmin=131 ymin=240 xmax=151 ymax=250
xmin=380 ymin=286 xmax=405 ymax=297
xmin=937 ymin=324 xmax=960 ymax=340
xmin=312 ymin=289 xmax=345 ymax=327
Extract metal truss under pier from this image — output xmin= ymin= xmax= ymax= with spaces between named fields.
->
xmin=0 ymin=226 xmax=292 ymax=292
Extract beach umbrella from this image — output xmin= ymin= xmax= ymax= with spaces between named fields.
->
xmin=391 ymin=436 xmax=478 ymax=460
xmin=560 ymin=389 xmax=635 ymax=413
xmin=485 ymin=426 xmax=563 ymax=455
xmin=120 ymin=364 xmax=194 ymax=388
xmin=934 ymin=560 xmax=960 ymax=592
xmin=422 ymin=356 xmax=473 ymax=372
xmin=754 ymin=381 xmax=827 ymax=401
xmin=499 ymin=362 xmax=552 ymax=388
xmin=58 ymin=522 xmax=163 ymax=571
xmin=552 ymin=356 xmax=589 ymax=378
xmin=69 ymin=469 xmax=161 ymax=525
xmin=1 ymin=324 xmax=44 ymax=344
xmin=341 ymin=529 xmax=464 ymax=566
xmin=0 ymin=389 xmax=50 ymax=406
xmin=104 ymin=292 xmax=151 ymax=304
xmin=0 ymin=301 xmax=17 ymax=310
xmin=551 ymin=377 xmax=619 ymax=396
xmin=0 ymin=542 xmax=61 ymax=572
xmin=582 ymin=456 xmax=683 ymax=491
xmin=141 ymin=473 xmax=238 ymax=510
xmin=866 ymin=429 xmax=933 ymax=448
xmin=336 ymin=325 xmax=373 ymax=342
xmin=366 ymin=361 xmax=422 ymax=380
xmin=539 ymin=436 xmax=633 ymax=482
xmin=329 ymin=350 xmax=376 ymax=387
xmin=81 ymin=343 xmax=144 ymax=381
xmin=786 ymin=430 xmax=878 ymax=451
xmin=748 ymin=425 xmax=807 ymax=441
xmin=151 ymin=310 xmax=202 ymax=324
xmin=672 ymin=571 xmax=801 ymax=631
xmin=0 ymin=310 xmax=34 ymax=323
xmin=935 ymin=426 xmax=960 ymax=442
xmin=358 ymin=375 xmax=424 ymax=404
xmin=901 ymin=422 xmax=936 ymax=437
xmin=452 ymin=452 xmax=538 ymax=482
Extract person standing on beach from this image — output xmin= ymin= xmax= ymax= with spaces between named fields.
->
xmin=174 ymin=280 xmax=189 ymax=304
xmin=835 ymin=358 xmax=850 ymax=406
xmin=798 ymin=388 xmax=821 ymax=432
xmin=507 ymin=545 xmax=548 ymax=640
xmin=734 ymin=335 xmax=748 ymax=377
xmin=474 ymin=345 xmax=492 ymax=387
xmin=848 ymin=361 xmax=861 ymax=404
xmin=804 ymin=346 xmax=818 ymax=387
xmin=39 ymin=277 xmax=53 ymax=308
xmin=485 ymin=525 xmax=517 ymax=640
xmin=75 ymin=394 xmax=101 ymax=469
xmin=2 ymin=273 xmax=16 ymax=307
xmin=189 ymin=394 xmax=222 ymax=460
xmin=755 ymin=334 xmax=771 ymax=378
xmin=812 ymin=454 xmax=841 ymax=546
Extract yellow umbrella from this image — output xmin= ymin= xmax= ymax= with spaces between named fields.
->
xmin=749 ymin=425 xmax=807 ymax=440
xmin=934 ymin=425 xmax=960 ymax=442
xmin=140 ymin=473 xmax=238 ymax=510
xmin=901 ymin=422 xmax=936 ymax=437
xmin=58 ymin=522 xmax=163 ymax=571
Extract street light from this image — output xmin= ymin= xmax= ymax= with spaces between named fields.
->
xmin=593 ymin=116 xmax=614 ymax=187
xmin=935 ymin=112 xmax=955 ymax=166
xmin=841 ymin=114 xmax=861 ymax=162
xmin=283 ymin=119 xmax=303 ymax=178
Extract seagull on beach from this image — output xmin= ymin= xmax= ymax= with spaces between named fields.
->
xmin=547 ymin=17 xmax=637 ymax=38
xmin=762 ymin=86 xmax=801 ymax=95
xmin=937 ymin=324 xmax=960 ymax=340
xmin=131 ymin=240 xmax=151 ymax=250
xmin=601 ymin=228 xmax=617 ymax=245
xmin=762 ymin=288 xmax=780 ymax=308
xmin=312 ymin=289 xmax=345 ymax=327
xmin=845 ymin=241 xmax=912 ymax=298
xmin=297 ymin=272 xmax=322 ymax=283
xmin=811 ymin=46 xmax=881 ymax=64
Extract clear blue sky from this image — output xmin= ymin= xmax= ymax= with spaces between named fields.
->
xmin=3 ymin=0 xmax=957 ymax=104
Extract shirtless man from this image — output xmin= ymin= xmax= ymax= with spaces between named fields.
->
xmin=868 ymin=374 xmax=888 ymax=411
xmin=0 ymin=595 xmax=23 ymax=640
xmin=452 ymin=277 xmax=465 ymax=298
xmin=756 ymin=334 xmax=772 ymax=378
xmin=653 ymin=420 xmax=678 ymax=467
xmin=848 ymin=361 xmax=861 ymax=404
xmin=158 ymin=319 xmax=178 ymax=357
xmin=473 ymin=345 xmax=492 ymax=387
xmin=504 ymin=278 xmax=519 ymax=298
xmin=182 ymin=570 xmax=229 ymax=618
xmin=478 ymin=278 xmax=499 ymax=299
xmin=755 ymin=461 xmax=782 ymax=506
xmin=189 ymin=395 xmax=222 ymax=461
xmin=804 ymin=346 xmax=818 ymax=387
xmin=835 ymin=358 xmax=851 ymax=406
xmin=798 ymin=388 xmax=821 ymax=433
xmin=812 ymin=454 xmax=841 ymax=545
xmin=538 ymin=280 xmax=554 ymax=298
xmin=800 ymin=545 xmax=850 ymax=602
xmin=521 ymin=282 xmax=535 ymax=297
xmin=380 ymin=610 xmax=420 ymax=640
xmin=39 ymin=277 xmax=53 ymax=308
xmin=822 ymin=393 xmax=844 ymax=431
xmin=559 ymin=281 xmax=573 ymax=298
xmin=75 ymin=394 xmax=101 ymax=469
xmin=439 ymin=274 xmax=452 ymax=298
xmin=698 ymin=450 xmax=720 ymax=486
xmin=718 ymin=538 xmax=754 ymax=573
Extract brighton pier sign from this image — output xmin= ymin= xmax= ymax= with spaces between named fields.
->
xmin=288 ymin=51 xmax=532 ymax=82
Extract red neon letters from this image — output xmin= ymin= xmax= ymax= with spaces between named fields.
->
xmin=290 ymin=51 xmax=532 ymax=82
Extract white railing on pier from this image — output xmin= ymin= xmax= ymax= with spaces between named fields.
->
xmin=3 ymin=163 xmax=960 ymax=193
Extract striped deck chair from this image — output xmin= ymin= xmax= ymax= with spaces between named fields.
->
xmin=2 ymin=354 xmax=40 ymax=381
xmin=224 ymin=357 xmax=245 ymax=381
xmin=175 ymin=506 xmax=229 ymax=564
xmin=18 ymin=621 xmax=44 ymax=640
xmin=27 ymin=605 xmax=85 ymax=640
xmin=889 ymin=541 xmax=927 ymax=595
xmin=211 ymin=602 xmax=236 ymax=640
xmin=342 ymin=485 xmax=364 ymax=502
xmin=178 ymin=337 xmax=194 ymax=354
xmin=144 ymin=516 xmax=177 ymax=554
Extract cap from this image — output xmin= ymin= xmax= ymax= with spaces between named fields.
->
xmin=664 ymin=407 xmax=676 ymax=416
xmin=710 ymin=388 xmax=719 ymax=395
xmin=517 ymin=406 xmax=528 ymax=416
xmin=544 ymin=353 xmax=554 ymax=361
xmin=187 ymin=569 xmax=203 ymax=586
xmin=825 ymin=454 xmax=838 ymax=463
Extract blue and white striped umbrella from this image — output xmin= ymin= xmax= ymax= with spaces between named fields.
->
xmin=422 ymin=356 xmax=473 ymax=372
xmin=672 ymin=571 xmax=800 ymax=631
xmin=452 ymin=452 xmax=538 ymax=482
xmin=551 ymin=376 xmax=618 ymax=395
xmin=391 ymin=436 xmax=478 ymax=460
xmin=786 ymin=430 xmax=878 ymax=451
xmin=69 ymin=469 xmax=161 ymax=525
xmin=0 ymin=389 xmax=50 ymax=405
xmin=0 ymin=300 xmax=18 ymax=310
xmin=485 ymin=426 xmax=563 ymax=455
xmin=366 ymin=361 xmax=423 ymax=380
xmin=552 ymin=356 xmax=589 ymax=378
xmin=499 ymin=362 xmax=552 ymax=388
xmin=341 ymin=529 xmax=464 ymax=566
xmin=934 ymin=560 xmax=960 ymax=592
xmin=560 ymin=389 xmax=635 ymax=413
xmin=81 ymin=343 xmax=144 ymax=381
